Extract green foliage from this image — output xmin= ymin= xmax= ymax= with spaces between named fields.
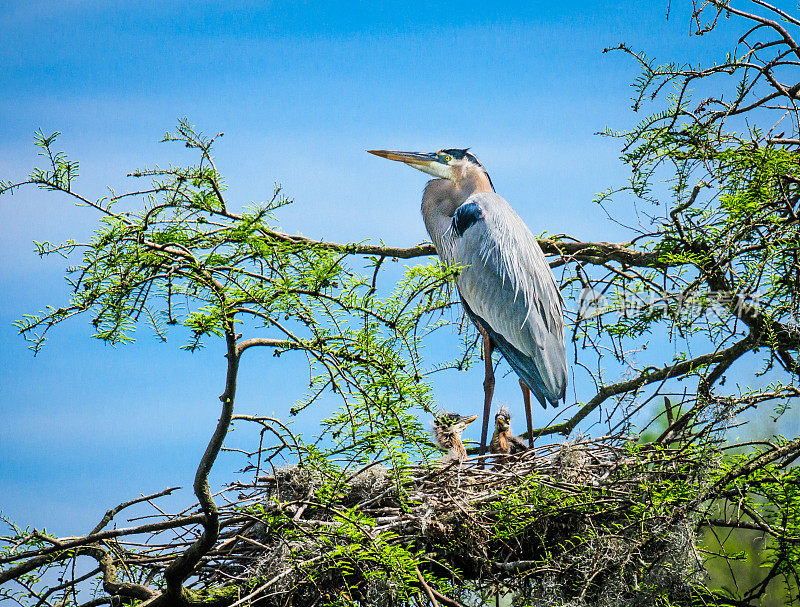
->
xmin=0 ymin=120 xmax=474 ymax=606
xmin=697 ymin=443 xmax=800 ymax=605
xmin=4 ymin=122 xmax=468 ymax=471
xmin=5 ymin=4 xmax=800 ymax=605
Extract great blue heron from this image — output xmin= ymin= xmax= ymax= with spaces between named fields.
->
xmin=368 ymin=148 xmax=567 ymax=455
xmin=432 ymin=412 xmax=478 ymax=462
xmin=490 ymin=406 xmax=528 ymax=455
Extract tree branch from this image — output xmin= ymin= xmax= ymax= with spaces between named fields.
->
xmin=162 ymin=321 xmax=241 ymax=602
xmin=529 ymin=335 xmax=754 ymax=438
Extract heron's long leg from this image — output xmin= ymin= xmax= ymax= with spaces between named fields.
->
xmin=520 ymin=380 xmax=534 ymax=447
xmin=478 ymin=328 xmax=495 ymax=456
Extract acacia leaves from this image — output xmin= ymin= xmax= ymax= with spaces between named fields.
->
xmin=5 ymin=123 xmax=466 ymax=470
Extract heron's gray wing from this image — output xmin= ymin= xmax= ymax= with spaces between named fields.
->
xmin=449 ymin=192 xmax=567 ymax=407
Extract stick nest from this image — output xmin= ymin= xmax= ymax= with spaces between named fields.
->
xmin=199 ymin=438 xmax=706 ymax=607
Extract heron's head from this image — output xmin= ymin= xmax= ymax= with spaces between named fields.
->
xmin=368 ymin=148 xmax=494 ymax=191
xmin=432 ymin=411 xmax=478 ymax=445
xmin=494 ymin=406 xmax=512 ymax=433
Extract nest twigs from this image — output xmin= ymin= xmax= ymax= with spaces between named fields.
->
xmin=0 ymin=436 xmax=742 ymax=607
xmin=191 ymin=437 xmax=707 ymax=606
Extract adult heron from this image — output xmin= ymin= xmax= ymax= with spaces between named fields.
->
xmin=368 ymin=148 xmax=567 ymax=454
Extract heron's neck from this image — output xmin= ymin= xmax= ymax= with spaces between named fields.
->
xmin=449 ymin=438 xmax=467 ymax=461
xmin=490 ymin=428 xmax=510 ymax=453
xmin=456 ymin=166 xmax=493 ymax=195
xmin=421 ymin=169 xmax=493 ymax=254
xmin=423 ymin=168 xmax=493 ymax=215
xmin=438 ymin=431 xmax=467 ymax=461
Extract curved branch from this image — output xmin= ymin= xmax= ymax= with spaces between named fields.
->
xmin=90 ymin=487 xmax=180 ymax=535
xmin=81 ymin=544 xmax=158 ymax=601
xmin=529 ymin=334 xmax=755 ymax=438
xmin=0 ymin=514 xmax=212 ymax=572
xmin=162 ymin=322 xmax=241 ymax=601
xmin=236 ymin=337 xmax=291 ymax=355
xmin=710 ymin=0 xmax=800 ymax=61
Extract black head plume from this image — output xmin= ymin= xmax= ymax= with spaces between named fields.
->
xmin=438 ymin=148 xmax=494 ymax=191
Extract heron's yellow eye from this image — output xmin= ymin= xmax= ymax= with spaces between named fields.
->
xmin=444 ymin=155 xmax=452 ymax=162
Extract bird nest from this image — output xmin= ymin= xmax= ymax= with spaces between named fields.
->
xmin=197 ymin=437 xmax=707 ymax=607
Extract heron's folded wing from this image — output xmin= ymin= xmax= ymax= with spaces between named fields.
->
xmin=450 ymin=192 xmax=567 ymax=406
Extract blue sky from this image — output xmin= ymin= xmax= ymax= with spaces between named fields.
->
xmin=0 ymin=1 xmax=761 ymax=538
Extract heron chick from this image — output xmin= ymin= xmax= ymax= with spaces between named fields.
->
xmin=489 ymin=406 xmax=528 ymax=455
xmin=433 ymin=412 xmax=478 ymax=462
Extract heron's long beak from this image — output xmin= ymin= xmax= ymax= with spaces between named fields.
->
xmin=368 ymin=149 xmax=436 ymax=165
xmin=367 ymin=149 xmax=452 ymax=180
xmin=463 ymin=414 xmax=478 ymax=425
